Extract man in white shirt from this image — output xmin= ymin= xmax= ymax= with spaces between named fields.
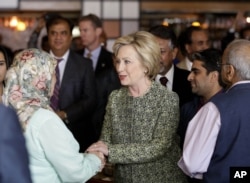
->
xmin=178 ymin=39 xmax=250 ymax=183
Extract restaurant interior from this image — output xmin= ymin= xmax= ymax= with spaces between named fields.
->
xmin=0 ymin=0 xmax=250 ymax=52
xmin=1 ymin=0 xmax=250 ymax=182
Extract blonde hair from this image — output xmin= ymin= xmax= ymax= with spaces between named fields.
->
xmin=112 ymin=31 xmax=160 ymax=80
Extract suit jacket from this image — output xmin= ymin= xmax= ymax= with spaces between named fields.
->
xmin=77 ymin=47 xmax=121 ymax=141
xmin=77 ymin=46 xmax=115 ymax=76
xmin=173 ymin=65 xmax=194 ymax=107
xmin=59 ymin=50 xmax=96 ymax=152
xmin=0 ymin=104 xmax=32 ymax=183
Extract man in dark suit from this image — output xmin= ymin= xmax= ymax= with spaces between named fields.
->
xmin=78 ymin=14 xmax=120 ymax=141
xmin=47 ymin=15 xmax=96 ymax=152
xmin=149 ymin=25 xmax=194 ymax=107
xmin=0 ymin=104 xmax=32 ymax=183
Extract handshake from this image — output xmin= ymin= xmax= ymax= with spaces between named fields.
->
xmin=86 ymin=141 xmax=109 ymax=172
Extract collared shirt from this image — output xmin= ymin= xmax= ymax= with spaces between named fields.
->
xmin=184 ymin=57 xmax=192 ymax=71
xmin=84 ymin=46 xmax=101 ymax=71
xmin=50 ymin=50 xmax=70 ymax=85
xmin=156 ymin=64 xmax=174 ymax=91
xmin=178 ymin=81 xmax=250 ymax=179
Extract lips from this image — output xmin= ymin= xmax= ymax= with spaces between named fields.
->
xmin=119 ymin=75 xmax=126 ymax=80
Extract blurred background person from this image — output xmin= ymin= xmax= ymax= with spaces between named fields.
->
xmin=4 ymin=48 xmax=105 ymax=183
xmin=47 ymin=15 xmax=96 ymax=152
xmin=0 ymin=46 xmax=13 ymax=103
xmin=27 ymin=14 xmax=47 ymax=49
xmin=149 ymin=25 xmax=194 ymax=107
xmin=41 ymin=35 xmax=50 ymax=53
xmin=88 ymin=31 xmax=187 ymax=183
xmin=177 ymin=26 xmax=210 ymax=71
xmin=0 ymin=104 xmax=32 ymax=183
xmin=71 ymin=36 xmax=84 ymax=52
xmin=78 ymin=14 xmax=120 ymax=142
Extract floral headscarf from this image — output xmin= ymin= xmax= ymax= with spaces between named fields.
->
xmin=4 ymin=48 xmax=57 ymax=130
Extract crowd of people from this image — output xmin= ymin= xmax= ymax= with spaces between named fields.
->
xmin=1 ymin=12 xmax=250 ymax=183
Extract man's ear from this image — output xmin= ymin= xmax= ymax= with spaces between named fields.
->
xmin=226 ymin=64 xmax=236 ymax=81
xmin=96 ymin=27 xmax=102 ymax=37
xmin=210 ymin=71 xmax=219 ymax=83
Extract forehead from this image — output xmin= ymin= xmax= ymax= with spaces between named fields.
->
xmin=192 ymin=60 xmax=206 ymax=70
xmin=49 ymin=21 xmax=71 ymax=32
xmin=155 ymin=37 xmax=171 ymax=48
xmin=79 ymin=20 xmax=94 ymax=28
xmin=191 ymin=30 xmax=208 ymax=41
xmin=0 ymin=52 xmax=5 ymax=60
xmin=117 ymin=45 xmax=137 ymax=56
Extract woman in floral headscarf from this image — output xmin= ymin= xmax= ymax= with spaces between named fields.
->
xmin=4 ymin=48 xmax=105 ymax=183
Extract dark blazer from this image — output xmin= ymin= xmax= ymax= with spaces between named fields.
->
xmin=59 ymin=50 xmax=96 ymax=152
xmin=0 ymin=104 xmax=32 ymax=183
xmin=173 ymin=65 xmax=194 ymax=107
xmin=77 ymin=47 xmax=120 ymax=141
xmin=77 ymin=46 xmax=115 ymax=76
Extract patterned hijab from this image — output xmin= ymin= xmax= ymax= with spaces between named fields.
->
xmin=4 ymin=48 xmax=57 ymax=130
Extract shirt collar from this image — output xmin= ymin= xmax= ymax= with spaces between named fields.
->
xmin=50 ymin=49 xmax=70 ymax=63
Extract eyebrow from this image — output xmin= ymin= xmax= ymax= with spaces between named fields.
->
xmin=191 ymin=67 xmax=199 ymax=72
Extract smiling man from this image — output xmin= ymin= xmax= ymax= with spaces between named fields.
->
xmin=177 ymin=48 xmax=226 ymax=183
xmin=46 ymin=15 xmax=96 ymax=152
xmin=178 ymin=48 xmax=225 ymax=151
xmin=178 ymin=39 xmax=250 ymax=183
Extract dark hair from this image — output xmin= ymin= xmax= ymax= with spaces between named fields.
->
xmin=0 ymin=45 xmax=13 ymax=69
xmin=190 ymin=48 xmax=225 ymax=87
xmin=46 ymin=15 xmax=74 ymax=34
xmin=149 ymin=25 xmax=177 ymax=48
xmin=239 ymin=26 xmax=250 ymax=39
xmin=178 ymin=26 xmax=208 ymax=56
xmin=78 ymin=14 xmax=102 ymax=28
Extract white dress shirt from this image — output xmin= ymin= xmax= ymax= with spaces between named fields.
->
xmin=156 ymin=64 xmax=174 ymax=91
xmin=84 ymin=46 xmax=101 ymax=71
xmin=50 ymin=50 xmax=70 ymax=85
xmin=178 ymin=81 xmax=250 ymax=179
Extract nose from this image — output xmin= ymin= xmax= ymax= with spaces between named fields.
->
xmin=116 ymin=62 xmax=124 ymax=73
xmin=187 ymin=72 xmax=193 ymax=81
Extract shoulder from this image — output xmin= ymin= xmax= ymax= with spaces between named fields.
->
xmin=100 ymin=47 xmax=113 ymax=57
xmin=0 ymin=105 xmax=18 ymax=123
xmin=99 ymin=47 xmax=114 ymax=65
xmin=0 ymin=104 xmax=20 ymax=130
xmin=68 ymin=50 xmax=92 ymax=68
xmin=109 ymin=87 xmax=125 ymax=98
xmin=174 ymin=65 xmax=190 ymax=77
xmin=0 ymin=104 xmax=14 ymax=115
xmin=28 ymin=108 xmax=62 ymax=126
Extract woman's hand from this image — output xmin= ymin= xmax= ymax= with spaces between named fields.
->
xmin=87 ymin=141 xmax=109 ymax=156
xmin=88 ymin=151 xmax=106 ymax=172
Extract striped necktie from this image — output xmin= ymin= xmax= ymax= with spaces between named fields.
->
xmin=87 ymin=52 xmax=92 ymax=59
xmin=50 ymin=58 xmax=63 ymax=111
